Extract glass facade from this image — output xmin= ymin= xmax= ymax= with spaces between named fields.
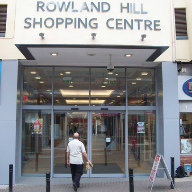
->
xmin=91 ymin=68 xmax=126 ymax=106
xmin=127 ymin=68 xmax=155 ymax=106
xmin=22 ymin=110 xmax=51 ymax=175
xmin=23 ymin=67 xmax=52 ymax=105
xmin=21 ymin=66 xmax=156 ymax=176
xmin=180 ymin=113 xmax=192 ymax=154
xmin=54 ymin=67 xmax=90 ymax=106
xmin=128 ymin=111 xmax=156 ymax=173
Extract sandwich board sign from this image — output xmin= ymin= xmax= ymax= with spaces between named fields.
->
xmin=148 ymin=154 xmax=175 ymax=192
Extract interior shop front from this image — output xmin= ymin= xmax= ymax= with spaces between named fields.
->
xmin=21 ymin=66 xmax=156 ymax=177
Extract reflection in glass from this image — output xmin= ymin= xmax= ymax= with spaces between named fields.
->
xmin=91 ymin=68 xmax=125 ymax=106
xmin=53 ymin=112 xmax=88 ymax=174
xmin=22 ymin=110 xmax=51 ymax=174
xmin=54 ymin=67 xmax=89 ymax=106
xmin=127 ymin=68 xmax=155 ymax=106
xmin=23 ymin=67 xmax=52 ymax=105
xmin=180 ymin=113 xmax=192 ymax=154
xmin=128 ymin=111 xmax=156 ymax=173
xmin=92 ymin=112 xmax=125 ymax=174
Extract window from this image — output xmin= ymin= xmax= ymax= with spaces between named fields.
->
xmin=180 ymin=113 xmax=192 ymax=154
xmin=175 ymin=8 xmax=188 ymax=39
xmin=0 ymin=5 xmax=7 ymax=37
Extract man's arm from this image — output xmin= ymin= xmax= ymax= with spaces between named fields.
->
xmin=67 ymin=152 xmax=70 ymax=165
xmin=82 ymin=152 xmax=91 ymax=164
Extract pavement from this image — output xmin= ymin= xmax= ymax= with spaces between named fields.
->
xmin=0 ymin=176 xmax=192 ymax=192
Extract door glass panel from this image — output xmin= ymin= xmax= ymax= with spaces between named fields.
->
xmin=54 ymin=112 xmax=88 ymax=174
xmin=22 ymin=110 xmax=51 ymax=175
xmin=128 ymin=111 xmax=156 ymax=173
xmin=92 ymin=112 xmax=125 ymax=174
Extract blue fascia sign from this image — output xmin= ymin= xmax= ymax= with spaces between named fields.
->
xmin=183 ymin=78 xmax=192 ymax=97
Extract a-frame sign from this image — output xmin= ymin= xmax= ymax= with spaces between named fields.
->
xmin=148 ymin=154 xmax=175 ymax=192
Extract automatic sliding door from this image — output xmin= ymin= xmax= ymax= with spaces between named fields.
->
xmin=53 ymin=112 xmax=88 ymax=176
xmin=91 ymin=112 xmax=125 ymax=175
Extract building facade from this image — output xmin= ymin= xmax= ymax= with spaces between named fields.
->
xmin=0 ymin=0 xmax=190 ymax=184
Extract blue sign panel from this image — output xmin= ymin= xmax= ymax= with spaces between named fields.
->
xmin=183 ymin=79 xmax=192 ymax=97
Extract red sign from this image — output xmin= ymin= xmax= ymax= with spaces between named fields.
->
xmin=31 ymin=119 xmax=42 ymax=132
xmin=149 ymin=154 xmax=161 ymax=182
xmin=23 ymin=95 xmax=28 ymax=101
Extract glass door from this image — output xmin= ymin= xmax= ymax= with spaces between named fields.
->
xmin=53 ymin=112 xmax=88 ymax=176
xmin=91 ymin=112 xmax=125 ymax=176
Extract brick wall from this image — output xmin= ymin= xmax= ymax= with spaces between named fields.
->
xmin=180 ymin=155 xmax=192 ymax=175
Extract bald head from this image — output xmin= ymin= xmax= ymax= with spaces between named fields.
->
xmin=73 ymin=132 xmax=79 ymax=139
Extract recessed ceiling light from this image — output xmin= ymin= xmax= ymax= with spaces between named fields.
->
xmin=115 ymin=73 xmax=118 ymax=76
xmin=35 ymin=77 xmax=41 ymax=79
xmin=125 ymin=54 xmax=132 ymax=57
xmin=136 ymin=78 xmax=142 ymax=80
xmin=141 ymin=72 xmax=148 ymax=75
xmin=60 ymin=73 xmax=63 ymax=76
xmin=56 ymin=100 xmax=59 ymax=101
xmin=101 ymin=85 xmax=106 ymax=87
xmin=69 ymin=85 xmax=73 ymax=88
xmin=123 ymin=91 xmax=126 ymax=92
xmin=47 ymin=90 xmax=51 ymax=91
xmin=50 ymin=53 xmax=58 ymax=56
xmin=30 ymin=71 xmax=37 ymax=74
xmin=39 ymin=81 xmax=44 ymax=83
xmin=49 ymin=93 xmax=52 ymax=94
xmin=108 ymin=72 xmax=113 ymax=75
xmin=65 ymin=71 xmax=71 ymax=74
xmin=105 ymin=78 xmax=108 ymax=80
xmin=132 ymin=82 xmax=136 ymax=84
xmin=117 ymin=96 xmax=120 ymax=97
xmin=103 ymin=82 xmax=108 ymax=84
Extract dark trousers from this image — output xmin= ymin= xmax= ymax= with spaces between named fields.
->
xmin=70 ymin=164 xmax=84 ymax=186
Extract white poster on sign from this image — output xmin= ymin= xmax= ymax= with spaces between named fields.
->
xmin=137 ymin=122 xmax=145 ymax=133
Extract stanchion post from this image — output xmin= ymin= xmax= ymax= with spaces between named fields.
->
xmin=35 ymin=152 xmax=39 ymax=172
xmin=129 ymin=168 xmax=134 ymax=192
xmin=171 ymin=157 xmax=175 ymax=189
xmin=104 ymin=147 xmax=107 ymax=165
xmin=65 ymin=150 xmax=67 ymax=167
xmin=9 ymin=164 xmax=13 ymax=192
xmin=46 ymin=172 xmax=50 ymax=192
xmin=138 ymin=147 xmax=140 ymax=167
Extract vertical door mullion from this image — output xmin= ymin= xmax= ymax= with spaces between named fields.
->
xmin=51 ymin=67 xmax=54 ymax=178
xmin=88 ymin=111 xmax=92 ymax=177
xmin=125 ymin=67 xmax=128 ymax=178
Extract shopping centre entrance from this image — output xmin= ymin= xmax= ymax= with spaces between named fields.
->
xmin=53 ymin=111 xmax=125 ymax=177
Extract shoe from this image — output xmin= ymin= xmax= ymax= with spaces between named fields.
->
xmin=77 ymin=183 xmax=80 ymax=188
xmin=73 ymin=182 xmax=77 ymax=191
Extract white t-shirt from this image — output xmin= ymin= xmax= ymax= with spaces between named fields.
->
xmin=67 ymin=139 xmax=86 ymax=164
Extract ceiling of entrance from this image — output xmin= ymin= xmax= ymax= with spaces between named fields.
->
xmin=18 ymin=46 xmax=165 ymax=67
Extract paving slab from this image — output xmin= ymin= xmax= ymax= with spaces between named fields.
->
xmin=0 ymin=177 xmax=192 ymax=192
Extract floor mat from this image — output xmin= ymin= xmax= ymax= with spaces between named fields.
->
xmin=54 ymin=163 xmax=124 ymax=174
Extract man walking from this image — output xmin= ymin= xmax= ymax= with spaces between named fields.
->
xmin=67 ymin=132 xmax=91 ymax=191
